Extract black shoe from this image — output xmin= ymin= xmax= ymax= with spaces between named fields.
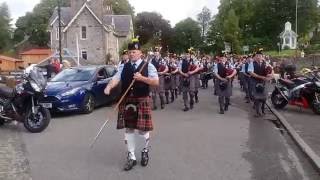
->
xmin=124 ymin=153 xmax=137 ymax=171
xmin=224 ymin=105 xmax=228 ymax=111
xmin=141 ymin=149 xmax=149 ymax=167
xmin=152 ymin=106 xmax=157 ymax=110
xmin=183 ymin=107 xmax=189 ymax=111
xmin=161 ymin=104 xmax=164 ymax=109
xmin=219 ymin=110 xmax=224 ymax=114
xmin=195 ymin=99 xmax=199 ymax=103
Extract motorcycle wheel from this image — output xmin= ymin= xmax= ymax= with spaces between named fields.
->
xmin=0 ymin=119 xmax=4 ymax=126
xmin=271 ymin=90 xmax=288 ymax=109
xmin=24 ymin=107 xmax=51 ymax=133
xmin=311 ymin=99 xmax=320 ymax=115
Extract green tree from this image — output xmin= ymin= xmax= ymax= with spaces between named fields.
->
xmin=134 ymin=12 xmax=173 ymax=52
xmin=206 ymin=17 xmax=225 ymax=54
xmin=171 ymin=18 xmax=202 ymax=53
xmin=208 ymin=0 xmax=320 ymax=52
xmin=223 ymin=8 xmax=241 ymax=53
xmin=105 ymin=0 xmax=134 ymax=16
xmin=0 ymin=2 xmax=12 ymax=52
xmin=13 ymin=0 xmax=69 ymax=47
xmin=197 ymin=6 xmax=212 ymax=40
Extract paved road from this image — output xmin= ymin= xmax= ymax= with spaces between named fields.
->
xmin=1 ymin=84 xmax=319 ymax=179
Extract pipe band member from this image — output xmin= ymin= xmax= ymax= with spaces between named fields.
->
xmin=214 ymin=55 xmax=237 ymax=114
xmin=151 ymin=49 xmax=168 ymax=110
xmin=248 ymin=50 xmax=273 ymax=117
xmin=104 ymin=39 xmax=159 ymax=171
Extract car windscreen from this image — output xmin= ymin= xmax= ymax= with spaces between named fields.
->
xmin=105 ymin=66 xmax=117 ymax=77
xmin=51 ymin=68 xmax=95 ymax=82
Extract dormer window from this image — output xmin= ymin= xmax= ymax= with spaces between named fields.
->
xmin=81 ymin=26 xmax=87 ymax=40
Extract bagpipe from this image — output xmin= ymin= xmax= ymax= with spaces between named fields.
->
xmin=158 ymin=64 xmax=166 ymax=73
xmin=188 ymin=63 xmax=197 ymax=72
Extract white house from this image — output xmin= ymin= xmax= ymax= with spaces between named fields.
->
xmin=279 ymin=22 xmax=297 ymax=50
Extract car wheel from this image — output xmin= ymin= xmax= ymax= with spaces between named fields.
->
xmin=82 ymin=93 xmax=95 ymax=114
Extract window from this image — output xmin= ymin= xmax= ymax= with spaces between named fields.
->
xmin=97 ymin=69 xmax=107 ymax=80
xmin=81 ymin=26 xmax=87 ymax=39
xmin=55 ymin=27 xmax=63 ymax=40
xmin=81 ymin=50 xmax=87 ymax=60
xmin=56 ymin=27 xmax=59 ymax=40
xmin=105 ymin=66 xmax=117 ymax=77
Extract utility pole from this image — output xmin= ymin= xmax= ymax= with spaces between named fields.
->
xmin=58 ymin=0 xmax=62 ymax=64
xmin=295 ymin=0 xmax=298 ymax=60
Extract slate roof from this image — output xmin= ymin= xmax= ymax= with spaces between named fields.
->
xmin=49 ymin=5 xmax=132 ymax=37
xmin=49 ymin=7 xmax=72 ymax=25
xmin=103 ymin=15 xmax=132 ymax=36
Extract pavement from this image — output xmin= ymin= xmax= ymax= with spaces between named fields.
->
xmin=0 ymin=83 xmax=319 ymax=180
xmin=0 ymin=125 xmax=32 ymax=180
xmin=269 ymin=104 xmax=320 ymax=169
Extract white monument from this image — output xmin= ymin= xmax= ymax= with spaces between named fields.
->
xmin=279 ymin=22 xmax=298 ymax=50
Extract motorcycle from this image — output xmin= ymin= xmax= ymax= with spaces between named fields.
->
xmin=0 ymin=67 xmax=51 ymax=133
xmin=271 ymin=71 xmax=320 ymax=115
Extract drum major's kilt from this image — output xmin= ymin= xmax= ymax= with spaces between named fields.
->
xmin=117 ymin=96 xmax=153 ymax=131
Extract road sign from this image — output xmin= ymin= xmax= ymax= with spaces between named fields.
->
xmin=243 ymin=46 xmax=249 ymax=52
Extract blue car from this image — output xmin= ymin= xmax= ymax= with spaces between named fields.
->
xmin=40 ymin=65 xmax=120 ymax=114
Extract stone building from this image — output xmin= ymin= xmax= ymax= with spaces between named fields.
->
xmin=48 ymin=0 xmax=133 ymax=64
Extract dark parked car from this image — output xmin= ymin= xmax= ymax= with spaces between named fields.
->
xmin=40 ymin=65 xmax=120 ymax=114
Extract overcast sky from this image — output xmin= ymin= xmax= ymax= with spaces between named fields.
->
xmin=0 ymin=0 xmax=219 ymax=27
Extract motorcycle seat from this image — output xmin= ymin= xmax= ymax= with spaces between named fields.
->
xmin=279 ymin=79 xmax=295 ymax=86
xmin=0 ymin=86 xmax=14 ymax=98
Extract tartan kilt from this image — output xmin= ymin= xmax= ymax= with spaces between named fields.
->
xmin=175 ymin=74 xmax=180 ymax=89
xmin=117 ymin=96 xmax=153 ymax=131
xmin=195 ymin=74 xmax=201 ymax=90
xmin=164 ymin=75 xmax=172 ymax=90
xmin=158 ymin=76 xmax=165 ymax=93
xmin=189 ymin=75 xmax=197 ymax=92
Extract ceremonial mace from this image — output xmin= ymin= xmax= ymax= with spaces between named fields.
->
xmin=90 ymin=57 xmax=150 ymax=148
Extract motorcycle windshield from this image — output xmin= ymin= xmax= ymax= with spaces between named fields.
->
xmin=29 ymin=68 xmax=47 ymax=89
